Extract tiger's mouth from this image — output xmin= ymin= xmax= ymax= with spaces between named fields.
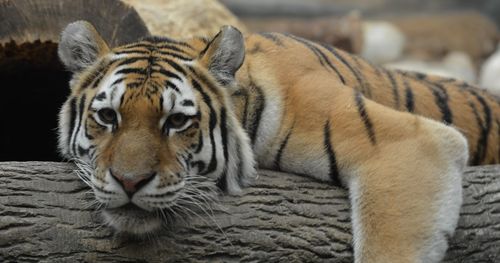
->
xmin=102 ymin=203 xmax=162 ymax=235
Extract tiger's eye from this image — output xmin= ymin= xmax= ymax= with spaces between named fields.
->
xmin=97 ymin=108 xmax=117 ymax=124
xmin=167 ymin=113 xmax=188 ymax=129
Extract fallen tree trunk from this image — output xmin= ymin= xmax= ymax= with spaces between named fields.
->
xmin=0 ymin=162 xmax=499 ymax=262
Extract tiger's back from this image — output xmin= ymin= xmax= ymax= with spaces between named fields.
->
xmin=236 ymin=32 xmax=500 ymax=166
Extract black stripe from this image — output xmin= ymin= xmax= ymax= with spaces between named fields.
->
xmin=116 ymin=57 xmax=148 ymax=67
xmin=111 ymin=77 xmax=126 ymax=87
xmin=320 ymin=44 xmax=365 ymax=88
xmin=216 ymin=171 xmax=227 ymax=191
xmin=385 ymin=70 xmax=400 ymax=109
xmin=72 ymin=95 xmax=87 ymax=156
xmin=120 ymin=42 xmax=154 ymax=49
xmin=192 ymin=79 xmax=218 ymax=175
xmin=95 ymin=92 xmax=106 ymax=101
xmin=194 ymin=131 xmax=204 ymax=154
xmin=403 ymin=78 xmax=415 ymax=112
xmin=181 ymin=99 xmax=194 ymax=106
xmin=165 ymin=80 xmax=180 ymax=93
xmin=467 ymin=99 xmax=484 ymax=165
xmin=468 ymin=89 xmax=492 ymax=165
xmin=248 ymin=83 xmax=266 ymax=145
xmin=351 ymin=55 xmax=373 ymax=98
xmin=85 ymin=60 xmax=115 ymax=90
xmin=157 ymin=44 xmax=185 ymax=53
xmin=284 ymin=34 xmax=345 ymax=84
xmin=116 ymin=67 xmax=147 ymax=75
xmin=191 ymin=161 xmax=206 ymax=174
xmin=324 ymin=120 xmax=341 ymax=186
xmin=186 ymin=66 xmax=219 ymax=93
xmin=157 ymin=51 xmax=192 ymax=61
xmin=355 ymin=92 xmax=376 ymax=145
xmin=67 ymin=98 xmax=77 ymax=150
xmin=114 ymin=49 xmax=150 ymax=55
xmin=258 ymin=32 xmax=284 ymax=46
xmin=78 ymin=146 xmax=89 ymax=157
xmin=220 ymin=107 xmax=229 ymax=164
xmin=154 ymin=69 xmax=181 ymax=81
xmin=405 ymin=72 xmax=453 ymax=124
xmin=159 ymin=95 xmax=164 ymax=112
xmin=80 ymin=61 xmax=111 ymax=90
xmin=159 ymin=57 xmax=187 ymax=75
xmin=126 ymin=82 xmax=144 ymax=89
xmin=274 ymin=125 xmax=293 ymax=171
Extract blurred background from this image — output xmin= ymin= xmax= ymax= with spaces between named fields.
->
xmin=1 ymin=0 xmax=499 ymax=161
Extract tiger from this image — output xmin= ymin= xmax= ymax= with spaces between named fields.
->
xmin=57 ymin=20 xmax=500 ymax=262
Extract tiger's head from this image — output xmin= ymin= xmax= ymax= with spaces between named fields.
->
xmin=57 ymin=21 xmax=256 ymax=234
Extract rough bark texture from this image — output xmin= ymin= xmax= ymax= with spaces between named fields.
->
xmin=0 ymin=162 xmax=499 ymax=262
xmin=0 ymin=0 xmax=149 ymax=46
xmin=122 ymin=0 xmax=247 ymax=38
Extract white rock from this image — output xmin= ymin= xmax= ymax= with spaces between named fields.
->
xmin=479 ymin=45 xmax=500 ymax=96
xmin=361 ymin=21 xmax=406 ymax=64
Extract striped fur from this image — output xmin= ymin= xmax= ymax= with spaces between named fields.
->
xmin=58 ymin=22 xmax=496 ymax=262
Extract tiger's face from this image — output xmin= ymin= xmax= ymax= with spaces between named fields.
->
xmin=57 ymin=21 xmax=255 ymax=234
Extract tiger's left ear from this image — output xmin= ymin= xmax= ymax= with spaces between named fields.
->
xmin=199 ymin=26 xmax=245 ymax=85
xmin=58 ymin=21 xmax=110 ymax=73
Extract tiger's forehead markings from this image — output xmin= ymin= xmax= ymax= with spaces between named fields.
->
xmin=90 ymin=68 xmax=127 ymax=113
xmin=161 ymin=75 xmax=197 ymax=110
xmin=89 ymin=39 xmax=202 ymax=119
xmin=107 ymin=41 xmax=196 ymax=96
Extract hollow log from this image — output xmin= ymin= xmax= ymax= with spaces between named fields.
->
xmin=0 ymin=162 xmax=499 ymax=262
xmin=0 ymin=0 xmax=149 ymax=162
xmin=0 ymin=0 xmax=149 ymax=46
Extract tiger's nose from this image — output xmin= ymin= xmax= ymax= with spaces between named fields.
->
xmin=110 ymin=170 xmax=156 ymax=197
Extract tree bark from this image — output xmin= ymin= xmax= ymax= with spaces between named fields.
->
xmin=0 ymin=162 xmax=499 ymax=262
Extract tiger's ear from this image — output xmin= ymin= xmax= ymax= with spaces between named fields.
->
xmin=199 ymin=26 xmax=245 ymax=85
xmin=58 ymin=21 xmax=110 ymax=73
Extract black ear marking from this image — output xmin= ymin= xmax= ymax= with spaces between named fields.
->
xmin=200 ymin=26 xmax=245 ymax=86
xmin=58 ymin=20 xmax=110 ymax=73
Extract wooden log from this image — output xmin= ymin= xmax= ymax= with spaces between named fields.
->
xmin=122 ymin=0 xmax=248 ymax=38
xmin=0 ymin=0 xmax=149 ymax=46
xmin=0 ymin=0 xmax=149 ymax=162
xmin=0 ymin=162 xmax=499 ymax=262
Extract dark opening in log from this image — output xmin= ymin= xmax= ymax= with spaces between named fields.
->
xmin=0 ymin=0 xmax=150 ymax=161
xmin=0 ymin=41 xmax=70 ymax=161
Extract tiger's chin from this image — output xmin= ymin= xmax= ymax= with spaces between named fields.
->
xmin=102 ymin=203 xmax=162 ymax=235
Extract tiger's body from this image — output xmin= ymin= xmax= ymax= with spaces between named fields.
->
xmin=57 ymin=21 xmax=495 ymax=262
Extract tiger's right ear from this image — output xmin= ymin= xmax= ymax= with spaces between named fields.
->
xmin=199 ymin=26 xmax=245 ymax=86
xmin=58 ymin=21 xmax=110 ymax=73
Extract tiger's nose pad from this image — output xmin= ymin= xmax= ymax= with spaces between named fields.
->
xmin=110 ymin=170 xmax=156 ymax=198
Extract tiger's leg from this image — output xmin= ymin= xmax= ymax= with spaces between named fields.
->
xmin=271 ymin=80 xmax=468 ymax=262
xmin=348 ymin=123 xmax=467 ymax=262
